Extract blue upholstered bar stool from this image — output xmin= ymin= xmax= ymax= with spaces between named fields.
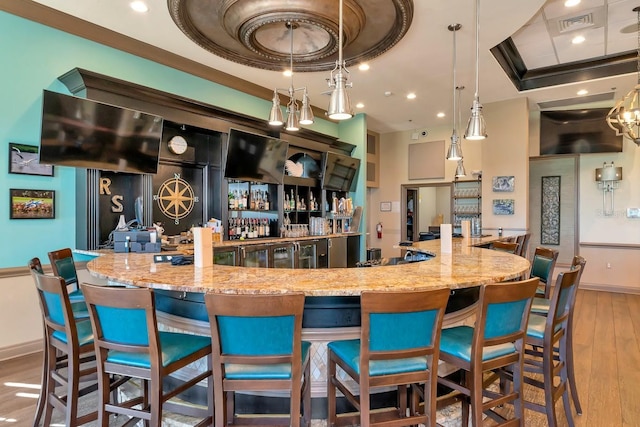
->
xmin=530 ymin=255 xmax=586 ymax=415
xmin=204 ymin=291 xmax=311 ymax=427
xmin=529 ymin=246 xmax=559 ymax=298
xmin=30 ymin=261 xmax=98 ymax=427
xmin=48 ymin=248 xmax=85 ymax=305
xmin=523 ymin=266 xmax=582 ymax=427
xmin=327 ymin=288 xmax=450 ymax=427
xmin=437 ymin=278 xmax=539 ymax=427
xmin=81 ymin=283 xmax=213 ymax=427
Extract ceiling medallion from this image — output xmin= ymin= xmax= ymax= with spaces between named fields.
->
xmin=168 ymin=0 xmax=414 ymax=72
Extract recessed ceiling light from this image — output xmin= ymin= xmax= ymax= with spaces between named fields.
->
xmin=384 ymin=91 xmax=393 ymax=97
xmin=283 ymin=69 xmax=292 ymax=77
xmin=130 ymin=1 xmax=149 ymax=13
xmin=577 ymin=89 xmax=588 ymax=96
xmin=356 ymin=102 xmax=365 ymax=109
xmin=564 ymin=0 xmax=580 ymax=7
xmin=572 ymin=35 xmax=585 ymax=44
xmin=437 ymin=112 xmax=446 ymax=118
xmin=406 ymin=93 xmax=416 ymax=100
xmin=358 ymin=63 xmax=370 ymax=71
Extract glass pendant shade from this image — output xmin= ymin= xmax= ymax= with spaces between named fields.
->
xmin=328 ymin=72 xmax=353 ymax=120
xmin=446 ymin=134 xmax=463 ymax=161
xmin=465 ymin=98 xmax=487 ymax=140
xmin=285 ymin=102 xmax=299 ymax=131
xmin=299 ymin=91 xmax=314 ymax=125
xmin=268 ymin=92 xmax=284 ymax=126
xmin=455 ymin=159 xmax=467 ymax=177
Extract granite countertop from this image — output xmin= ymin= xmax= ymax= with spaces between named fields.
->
xmin=86 ymin=238 xmax=530 ymax=297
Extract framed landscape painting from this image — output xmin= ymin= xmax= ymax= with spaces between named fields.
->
xmin=10 ymin=189 xmax=55 ymax=219
xmin=9 ymin=143 xmax=54 ymax=176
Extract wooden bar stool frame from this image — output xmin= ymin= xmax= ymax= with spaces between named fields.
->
xmin=204 ymin=291 xmax=311 ymax=427
xmin=81 ymin=284 xmax=213 ymax=427
xmin=491 ymin=241 xmax=521 ymax=254
xmin=327 ymin=288 xmax=450 ymax=427
xmin=529 ymin=246 xmax=559 ymax=298
xmin=48 ymin=248 xmax=84 ymax=303
xmin=437 ymin=278 xmax=539 ymax=427
xmin=30 ymin=264 xmax=99 ymax=427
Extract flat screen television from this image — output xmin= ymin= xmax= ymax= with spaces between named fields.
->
xmin=224 ymin=128 xmax=289 ymax=184
xmin=321 ymin=151 xmax=360 ymax=192
xmin=39 ymin=90 xmax=163 ymax=174
xmin=539 ymin=108 xmax=623 ymax=155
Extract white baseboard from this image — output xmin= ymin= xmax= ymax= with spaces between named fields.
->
xmin=0 ymin=339 xmax=42 ymax=362
xmin=580 ymin=282 xmax=640 ymax=295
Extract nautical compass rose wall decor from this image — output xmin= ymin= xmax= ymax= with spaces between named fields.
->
xmin=154 ymin=173 xmax=198 ymax=224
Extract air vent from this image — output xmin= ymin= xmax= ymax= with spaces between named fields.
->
xmin=557 ymin=13 xmax=594 ymax=33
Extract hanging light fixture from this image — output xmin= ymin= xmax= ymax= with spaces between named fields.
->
xmin=327 ymin=0 xmax=353 ymax=120
xmin=464 ymin=0 xmax=487 ymax=140
xmin=268 ymin=22 xmax=314 ymax=131
xmin=447 ymin=24 xmax=463 ymax=161
xmin=606 ymin=7 xmax=640 ymax=146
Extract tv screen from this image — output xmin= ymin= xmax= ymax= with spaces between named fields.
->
xmin=322 ymin=151 xmax=360 ymax=192
xmin=224 ymin=128 xmax=289 ymax=184
xmin=39 ymin=90 xmax=163 ymax=174
xmin=540 ymin=108 xmax=623 ymax=155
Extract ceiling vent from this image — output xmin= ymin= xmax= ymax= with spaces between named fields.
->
xmin=548 ymin=6 xmax=605 ymax=37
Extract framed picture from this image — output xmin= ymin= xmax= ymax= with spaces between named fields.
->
xmin=380 ymin=201 xmax=392 ymax=212
xmin=492 ymin=176 xmax=514 ymax=192
xmin=10 ymin=189 xmax=55 ymax=219
xmin=9 ymin=143 xmax=54 ymax=176
xmin=493 ymin=199 xmax=515 ymax=215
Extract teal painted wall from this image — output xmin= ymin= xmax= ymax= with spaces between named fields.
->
xmin=0 ymin=11 xmax=363 ymax=268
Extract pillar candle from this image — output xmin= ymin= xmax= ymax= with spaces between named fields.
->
xmin=193 ymin=227 xmax=213 ymax=268
xmin=440 ymin=223 xmax=453 ymax=254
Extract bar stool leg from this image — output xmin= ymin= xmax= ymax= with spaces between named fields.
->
xmin=471 ymin=365 xmax=484 ymax=427
xmin=543 ymin=349 xmax=559 ymax=427
xmin=566 ymin=317 xmax=582 ymax=414
xmin=33 ymin=347 xmax=48 ymax=426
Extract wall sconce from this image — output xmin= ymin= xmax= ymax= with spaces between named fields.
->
xmin=595 ymin=162 xmax=622 ymax=216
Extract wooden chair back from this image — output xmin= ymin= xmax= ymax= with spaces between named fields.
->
xmin=516 ymin=233 xmax=531 ymax=258
xmin=530 ymin=246 xmax=559 ymax=297
xmin=48 ymin=248 xmax=79 ymax=290
xmin=491 ymin=241 xmax=520 ymax=254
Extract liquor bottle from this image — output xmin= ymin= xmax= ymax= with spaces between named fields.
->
xmin=284 ymin=194 xmax=290 ymax=211
xmin=265 ymin=218 xmax=271 ymax=237
xmin=264 ymin=191 xmax=270 ymax=210
xmin=290 ymin=189 xmax=295 ymax=211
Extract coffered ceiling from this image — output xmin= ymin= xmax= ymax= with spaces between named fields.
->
xmin=6 ymin=0 xmax=640 ymax=134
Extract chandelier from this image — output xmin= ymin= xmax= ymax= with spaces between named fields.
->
xmin=268 ymin=22 xmax=314 ymax=131
xmin=606 ymin=7 xmax=640 ymax=146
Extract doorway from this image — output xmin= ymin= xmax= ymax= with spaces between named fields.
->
xmin=401 ymin=183 xmax=452 ymax=242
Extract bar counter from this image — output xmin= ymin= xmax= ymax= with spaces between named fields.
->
xmin=85 ymin=236 xmax=530 ymax=296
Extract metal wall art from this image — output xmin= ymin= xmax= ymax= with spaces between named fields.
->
xmin=541 ymin=175 xmax=561 ymax=245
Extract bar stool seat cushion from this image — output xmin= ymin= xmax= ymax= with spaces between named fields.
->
xmin=440 ymin=326 xmax=517 ymax=362
xmin=51 ymin=319 xmax=94 ymax=346
xmin=328 ymin=339 xmax=428 ymax=376
xmin=68 ymin=289 xmax=85 ymax=303
xmin=225 ymin=341 xmax=311 ymax=379
xmin=530 ymin=297 xmax=550 ymax=314
xmin=526 ymin=313 xmax=562 ymax=339
xmin=106 ymin=331 xmax=211 ymax=369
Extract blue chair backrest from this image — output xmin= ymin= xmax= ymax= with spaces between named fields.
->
xmin=531 ymin=254 xmax=554 ymax=284
xmin=484 ymin=298 xmax=530 ymax=339
xmin=94 ymin=305 xmax=149 ymax=346
xmin=42 ymin=290 xmax=66 ymax=327
xmin=54 ymin=257 xmax=78 ymax=286
xmin=369 ymin=309 xmax=439 ymax=351
xmin=218 ymin=315 xmax=294 ymax=355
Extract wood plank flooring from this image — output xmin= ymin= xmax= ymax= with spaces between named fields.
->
xmin=0 ymin=290 xmax=638 ymax=426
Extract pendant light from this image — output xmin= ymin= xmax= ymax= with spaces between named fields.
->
xmin=454 ymin=87 xmax=467 ymax=177
xmin=268 ymin=22 xmax=314 ymax=131
xmin=327 ymin=0 xmax=353 ymax=120
xmin=447 ymin=24 xmax=463 ymax=161
xmin=464 ymin=0 xmax=487 ymax=140
xmin=606 ymin=7 xmax=640 ymax=146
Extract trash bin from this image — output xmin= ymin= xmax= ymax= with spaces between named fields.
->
xmin=367 ymin=248 xmax=381 ymax=261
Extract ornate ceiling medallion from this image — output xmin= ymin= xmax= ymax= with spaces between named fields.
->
xmin=168 ymin=0 xmax=413 ymax=72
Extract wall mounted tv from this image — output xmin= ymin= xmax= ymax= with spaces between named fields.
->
xmin=39 ymin=90 xmax=163 ymax=174
xmin=322 ymin=151 xmax=360 ymax=192
xmin=224 ymin=128 xmax=289 ymax=184
xmin=539 ymin=108 xmax=623 ymax=155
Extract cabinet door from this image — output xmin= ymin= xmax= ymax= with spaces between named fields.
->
xmin=328 ymin=237 xmax=347 ymax=268
xmin=214 ymin=248 xmax=237 ymax=266
xmin=271 ymin=243 xmax=295 ymax=269
xmin=297 ymin=242 xmax=317 ymax=269
xmin=241 ymin=245 xmax=269 ymax=268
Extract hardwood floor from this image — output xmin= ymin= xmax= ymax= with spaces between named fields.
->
xmin=0 ymin=290 xmax=638 ymax=426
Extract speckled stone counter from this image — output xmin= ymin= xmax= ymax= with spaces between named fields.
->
xmin=85 ymin=237 xmax=530 ymax=296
